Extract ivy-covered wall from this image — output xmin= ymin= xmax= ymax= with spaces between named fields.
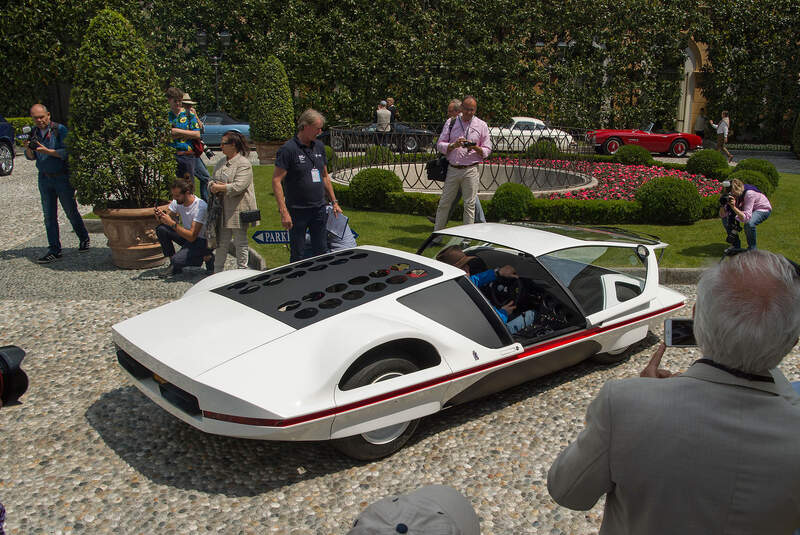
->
xmin=2 ymin=0 xmax=797 ymax=141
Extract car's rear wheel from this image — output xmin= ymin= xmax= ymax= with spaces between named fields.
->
xmin=0 ymin=143 xmax=14 ymax=176
xmin=669 ymin=139 xmax=689 ymax=157
xmin=331 ymin=356 xmax=420 ymax=460
xmin=603 ymin=137 xmax=622 ymax=155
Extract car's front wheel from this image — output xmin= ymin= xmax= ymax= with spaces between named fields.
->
xmin=669 ymin=139 xmax=689 ymax=157
xmin=331 ymin=356 xmax=421 ymax=460
xmin=0 ymin=143 xmax=14 ymax=176
xmin=402 ymin=136 xmax=419 ymax=153
xmin=331 ymin=135 xmax=346 ymax=152
xmin=603 ymin=137 xmax=622 ymax=155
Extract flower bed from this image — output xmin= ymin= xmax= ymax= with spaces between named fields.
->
xmin=486 ymin=158 xmax=721 ymax=201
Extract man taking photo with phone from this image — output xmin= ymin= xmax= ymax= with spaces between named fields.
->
xmin=548 ymin=249 xmax=800 ymax=534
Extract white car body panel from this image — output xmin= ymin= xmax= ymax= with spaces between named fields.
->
xmin=490 ymin=116 xmax=576 ymax=151
xmin=112 ymin=228 xmax=685 ymax=447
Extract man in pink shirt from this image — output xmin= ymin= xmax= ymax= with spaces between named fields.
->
xmin=719 ymin=178 xmax=772 ymax=251
xmin=434 ymin=96 xmax=492 ymax=230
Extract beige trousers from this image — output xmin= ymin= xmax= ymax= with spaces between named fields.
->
xmin=434 ymin=165 xmax=480 ymax=230
xmin=214 ymin=227 xmax=249 ymax=272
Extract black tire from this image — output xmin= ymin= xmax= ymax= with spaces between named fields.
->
xmin=602 ymin=137 xmax=622 ymax=155
xmin=331 ymin=356 xmax=420 ymax=460
xmin=669 ymin=138 xmax=689 ymax=157
xmin=0 ymin=142 xmax=14 ymax=176
xmin=591 ymin=346 xmax=630 ymax=364
xmin=403 ymin=136 xmax=419 ymax=153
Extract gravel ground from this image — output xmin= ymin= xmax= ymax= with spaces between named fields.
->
xmin=1 ymin=159 xmax=799 ymax=534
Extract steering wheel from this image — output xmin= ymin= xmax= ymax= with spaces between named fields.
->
xmin=488 ymin=276 xmax=522 ymax=312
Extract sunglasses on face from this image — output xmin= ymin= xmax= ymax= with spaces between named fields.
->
xmin=221 ymin=140 xmax=233 ymax=145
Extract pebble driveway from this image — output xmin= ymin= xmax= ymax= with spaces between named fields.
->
xmin=1 ymin=156 xmax=798 ymax=534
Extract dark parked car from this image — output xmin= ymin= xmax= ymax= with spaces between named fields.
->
xmin=0 ymin=116 xmax=15 ymax=176
xmin=200 ymin=111 xmax=250 ymax=147
xmin=319 ymin=122 xmax=435 ymax=153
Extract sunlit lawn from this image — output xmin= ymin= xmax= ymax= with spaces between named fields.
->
xmin=228 ymin=166 xmax=799 ymax=269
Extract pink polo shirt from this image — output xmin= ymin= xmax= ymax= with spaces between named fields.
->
xmin=437 ymin=116 xmax=492 ymax=166
xmin=736 ymin=189 xmax=772 ymax=222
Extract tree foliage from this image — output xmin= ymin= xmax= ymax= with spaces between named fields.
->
xmin=2 ymin=0 xmax=797 ymax=142
xmin=247 ymin=55 xmax=294 ymax=142
xmin=69 ymin=9 xmax=175 ymax=209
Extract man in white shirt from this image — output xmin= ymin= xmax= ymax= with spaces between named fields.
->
xmin=154 ymin=177 xmax=213 ymax=276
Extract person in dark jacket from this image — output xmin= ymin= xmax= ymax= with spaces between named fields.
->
xmin=24 ymin=103 xmax=90 ymax=264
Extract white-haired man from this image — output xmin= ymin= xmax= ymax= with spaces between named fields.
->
xmin=548 ymin=249 xmax=800 ymax=534
xmin=272 ymin=109 xmax=342 ymax=262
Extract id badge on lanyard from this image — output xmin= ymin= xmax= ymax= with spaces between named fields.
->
xmin=311 ymin=168 xmax=321 ymax=183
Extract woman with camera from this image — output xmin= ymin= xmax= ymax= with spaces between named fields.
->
xmin=719 ymin=178 xmax=771 ymax=251
xmin=207 ymin=131 xmax=259 ymax=273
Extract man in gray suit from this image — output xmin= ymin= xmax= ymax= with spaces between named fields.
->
xmin=548 ymin=249 xmax=800 ymax=535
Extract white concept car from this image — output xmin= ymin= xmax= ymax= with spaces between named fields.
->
xmin=113 ymin=223 xmax=685 ymax=460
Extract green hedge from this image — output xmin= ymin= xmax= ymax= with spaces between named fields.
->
xmin=728 ymin=169 xmax=773 ymax=197
xmin=249 ymin=56 xmax=294 ymax=143
xmin=348 ymin=168 xmax=403 ymax=209
xmin=686 ymin=149 xmax=729 ymax=178
xmin=488 ymin=183 xmax=535 ymax=221
xmin=614 ymin=144 xmax=654 ymax=165
xmin=635 ymin=176 xmax=702 ymax=224
xmin=734 ymin=158 xmax=779 ymax=189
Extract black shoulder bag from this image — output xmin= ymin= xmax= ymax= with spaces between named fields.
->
xmin=426 ymin=118 xmax=457 ymax=182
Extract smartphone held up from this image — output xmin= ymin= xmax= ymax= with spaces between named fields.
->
xmin=664 ymin=318 xmax=696 ymax=347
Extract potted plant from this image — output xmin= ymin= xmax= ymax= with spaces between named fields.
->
xmin=69 ymin=9 xmax=175 ymax=269
xmin=250 ymin=55 xmax=295 ymax=164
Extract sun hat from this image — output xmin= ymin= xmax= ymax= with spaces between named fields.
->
xmin=181 ymin=93 xmax=198 ymax=105
xmin=348 ymin=485 xmax=480 ymax=535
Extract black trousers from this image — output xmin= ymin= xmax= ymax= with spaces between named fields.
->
xmin=156 ymin=224 xmax=210 ymax=271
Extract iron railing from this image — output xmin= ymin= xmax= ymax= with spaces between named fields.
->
xmin=327 ymin=122 xmax=600 ymax=194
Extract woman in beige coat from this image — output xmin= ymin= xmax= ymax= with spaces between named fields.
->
xmin=208 ymin=131 xmax=259 ymax=272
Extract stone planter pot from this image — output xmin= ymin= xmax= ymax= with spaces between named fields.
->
xmin=254 ymin=140 xmax=284 ymax=165
xmin=94 ymin=205 xmax=170 ymax=269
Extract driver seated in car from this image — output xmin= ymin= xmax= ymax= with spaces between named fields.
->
xmin=436 ymin=246 xmax=535 ymax=334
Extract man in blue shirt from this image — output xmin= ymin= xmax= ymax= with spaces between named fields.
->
xmin=272 ymin=109 xmax=343 ymax=262
xmin=24 ymin=104 xmax=90 ymax=264
xmin=166 ymin=87 xmax=201 ymax=179
xmin=436 ymin=245 xmax=535 ymax=334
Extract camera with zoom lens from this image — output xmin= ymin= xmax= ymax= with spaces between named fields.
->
xmin=724 ymin=213 xmax=741 ymax=245
xmin=21 ymin=126 xmax=41 ymax=150
xmin=203 ymin=144 xmax=215 ymax=160
xmin=719 ymin=192 xmax=733 ymax=206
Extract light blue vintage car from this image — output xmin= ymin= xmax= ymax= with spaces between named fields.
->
xmin=200 ymin=111 xmax=250 ymax=147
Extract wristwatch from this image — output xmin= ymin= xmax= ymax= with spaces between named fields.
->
xmin=332 ymin=200 xmax=339 ymax=205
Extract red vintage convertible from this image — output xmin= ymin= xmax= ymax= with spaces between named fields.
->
xmin=586 ymin=122 xmax=703 ymax=157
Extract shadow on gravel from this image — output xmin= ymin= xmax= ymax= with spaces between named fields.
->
xmin=85 ymin=386 xmax=360 ymax=497
xmin=406 ymin=331 xmax=661 ymax=448
xmin=0 ymin=246 xmax=117 ymax=272
xmin=86 ymin=333 xmax=659 ymax=496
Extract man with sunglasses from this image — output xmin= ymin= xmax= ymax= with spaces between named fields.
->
xmin=548 ymin=249 xmax=800 ymax=534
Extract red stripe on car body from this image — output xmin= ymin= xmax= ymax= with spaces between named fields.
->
xmin=203 ymin=302 xmax=684 ymax=427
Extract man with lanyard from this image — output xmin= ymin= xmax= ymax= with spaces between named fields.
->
xmin=433 ymin=95 xmax=491 ymax=231
xmin=272 ymin=109 xmax=342 ymax=262
xmin=24 ymin=103 xmax=90 ymax=264
xmin=166 ymin=87 xmax=201 ymax=179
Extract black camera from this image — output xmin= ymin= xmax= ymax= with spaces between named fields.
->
xmin=462 ymin=141 xmax=477 ymax=148
xmin=203 ymin=144 xmax=215 ymax=160
xmin=21 ymin=126 xmax=41 ymax=150
xmin=719 ymin=192 xmax=733 ymax=206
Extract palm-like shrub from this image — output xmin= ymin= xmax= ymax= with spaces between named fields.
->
xmin=249 ymin=56 xmax=294 ymax=142
xmin=69 ymin=9 xmax=174 ymax=209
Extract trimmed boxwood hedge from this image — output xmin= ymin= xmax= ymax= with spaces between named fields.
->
xmin=728 ymin=169 xmax=773 ymax=197
xmin=686 ymin=149 xmax=729 ymax=179
xmin=614 ymin=144 xmax=654 ymax=165
xmin=734 ymin=158 xmax=779 ymax=189
xmin=488 ymin=183 xmax=535 ymax=221
xmin=249 ymin=55 xmax=294 ymax=143
xmin=635 ymin=176 xmax=703 ymax=224
xmin=348 ymin=168 xmax=403 ymax=209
